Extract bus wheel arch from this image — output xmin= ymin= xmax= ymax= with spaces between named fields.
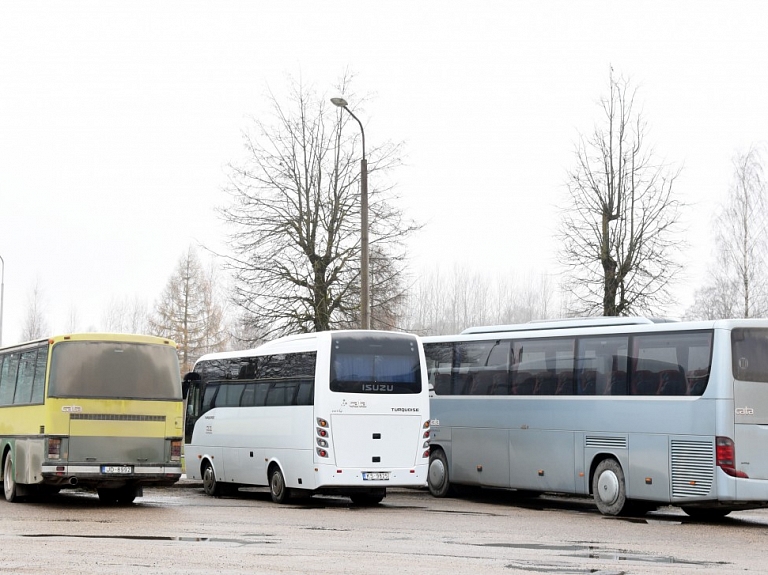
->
xmin=268 ymin=462 xmax=290 ymax=504
xmin=428 ymin=447 xmax=451 ymax=498
xmin=201 ymin=458 xmax=221 ymax=497
xmin=591 ymin=457 xmax=627 ymax=516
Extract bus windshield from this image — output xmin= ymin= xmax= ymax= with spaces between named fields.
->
xmin=48 ymin=341 xmax=181 ymax=400
xmin=330 ymin=333 xmax=422 ymax=394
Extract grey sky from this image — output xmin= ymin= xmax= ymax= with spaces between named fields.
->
xmin=1 ymin=1 xmax=767 ymax=345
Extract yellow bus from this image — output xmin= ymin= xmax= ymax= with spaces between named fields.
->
xmin=0 ymin=333 xmax=184 ymax=504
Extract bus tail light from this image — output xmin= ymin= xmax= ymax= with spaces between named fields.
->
xmin=48 ymin=438 xmax=62 ymax=460
xmin=170 ymin=439 xmax=182 ymax=462
xmin=422 ymin=448 xmax=430 ymax=458
xmin=316 ymin=418 xmax=331 ymax=458
xmin=716 ymin=436 xmax=749 ymax=478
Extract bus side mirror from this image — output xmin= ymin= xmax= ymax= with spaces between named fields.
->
xmin=182 ymin=371 xmax=200 ymax=399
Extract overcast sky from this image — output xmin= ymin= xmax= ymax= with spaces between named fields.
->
xmin=1 ymin=1 xmax=767 ymax=345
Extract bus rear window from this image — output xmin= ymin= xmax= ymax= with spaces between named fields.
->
xmin=330 ymin=334 xmax=422 ymax=394
xmin=48 ymin=341 xmax=182 ymax=400
xmin=732 ymin=328 xmax=768 ymax=383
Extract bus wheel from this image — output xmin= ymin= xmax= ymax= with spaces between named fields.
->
xmin=428 ymin=449 xmax=451 ymax=498
xmin=3 ymin=451 xmax=21 ymax=503
xmin=269 ymin=466 xmax=290 ymax=504
xmin=682 ymin=507 xmax=731 ymax=520
xmin=202 ymin=461 xmax=221 ymax=497
xmin=592 ymin=458 xmax=626 ymax=516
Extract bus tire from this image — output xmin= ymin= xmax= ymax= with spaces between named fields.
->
xmin=269 ymin=466 xmax=290 ymax=504
xmin=592 ymin=458 xmax=626 ymax=516
xmin=202 ymin=461 xmax=222 ymax=497
xmin=3 ymin=451 xmax=21 ymax=503
xmin=428 ymin=449 xmax=451 ymax=498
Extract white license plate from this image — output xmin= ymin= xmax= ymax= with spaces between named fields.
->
xmin=101 ymin=465 xmax=133 ymax=474
xmin=362 ymin=472 xmax=389 ymax=481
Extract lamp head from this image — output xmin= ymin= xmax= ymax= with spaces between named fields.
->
xmin=330 ymin=97 xmax=348 ymax=108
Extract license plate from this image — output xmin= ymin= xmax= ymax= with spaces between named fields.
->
xmin=101 ymin=465 xmax=133 ymax=474
xmin=362 ymin=472 xmax=389 ymax=481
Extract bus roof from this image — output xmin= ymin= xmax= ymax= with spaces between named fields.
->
xmin=424 ymin=317 xmax=768 ymax=343
xmin=0 ymin=332 xmax=177 ymax=352
xmin=460 ymin=317 xmax=665 ymax=334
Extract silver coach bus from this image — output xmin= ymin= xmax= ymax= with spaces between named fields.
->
xmin=423 ymin=317 xmax=768 ymax=519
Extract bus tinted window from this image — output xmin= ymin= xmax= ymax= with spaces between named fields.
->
xmin=0 ymin=353 xmax=19 ymax=405
xmin=631 ymin=331 xmax=712 ymax=395
xmin=14 ymin=349 xmax=37 ymax=404
xmin=31 ymin=345 xmax=48 ymax=403
xmin=426 ymin=331 xmax=713 ymax=397
xmin=218 ymin=383 xmax=245 ymax=407
xmin=576 ymin=336 xmax=628 ymax=395
xmin=48 ymin=341 xmax=181 ymax=399
xmin=197 ymin=352 xmax=317 ymax=412
xmin=330 ymin=334 xmax=421 ymax=394
xmin=732 ymin=328 xmax=768 ymax=383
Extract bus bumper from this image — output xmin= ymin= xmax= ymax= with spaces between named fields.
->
xmin=41 ymin=464 xmax=182 ymax=488
xmin=313 ymin=463 xmax=428 ymax=489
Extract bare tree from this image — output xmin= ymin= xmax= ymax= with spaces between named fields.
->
xmin=21 ymin=280 xmax=49 ymax=341
xmin=686 ymin=145 xmax=767 ymax=319
xmin=150 ymin=247 xmax=229 ymax=373
xmin=219 ymin=74 xmax=417 ymax=338
xmin=402 ymin=266 xmax=554 ymax=335
xmin=102 ymin=296 xmax=151 ymax=334
xmin=558 ymin=70 xmax=683 ymax=317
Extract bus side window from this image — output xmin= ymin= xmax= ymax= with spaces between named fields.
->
xmin=201 ymin=383 xmax=219 ymax=414
xmin=253 ymin=382 xmax=269 ymax=406
xmin=265 ymin=382 xmax=298 ymax=406
xmin=14 ymin=349 xmax=38 ymax=404
xmin=295 ymin=380 xmax=314 ymax=405
xmin=31 ymin=345 xmax=48 ymax=404
xmin=240 ymin=383 xmax=256 ymax=406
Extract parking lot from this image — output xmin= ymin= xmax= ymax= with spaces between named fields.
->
xmin=2 ymin=481 xmax=768 ymax=574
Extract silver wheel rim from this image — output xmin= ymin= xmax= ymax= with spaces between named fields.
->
xmin=203 ymin=467 xmax=215 ymax=493
xmin=4 ymin=455 xmax=13 ymax=499
xmin=597 ymin=470 xmax=619 ymax=505
xmin=429 ymin=458 xmax=446 ymax=489
xmin=271 ymin=472 xmax=284 ymax=498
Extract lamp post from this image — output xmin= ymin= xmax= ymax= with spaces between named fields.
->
xmin=331 ymin=97 xmax=370 ymax=330
xmin=0 ymin=253 xmax=4 ymax=347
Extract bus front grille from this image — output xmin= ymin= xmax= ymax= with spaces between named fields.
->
xmin=670 ymin=440 xmax=714 ymax=498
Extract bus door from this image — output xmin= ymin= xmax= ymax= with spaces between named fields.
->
xmin=183 ymin=372 xmax=202 ymax=444
xmin=731 ymin=328 xmax=768 ymax=480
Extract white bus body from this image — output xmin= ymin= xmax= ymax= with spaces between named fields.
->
xmin=423 ymin=318 xmax=768 ymax=518
xmin=184 ymin=330 xmax=430 ymax=504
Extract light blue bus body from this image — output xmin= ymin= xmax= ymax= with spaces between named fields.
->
xmin=424 ymin=318 xmax=768 ymax=518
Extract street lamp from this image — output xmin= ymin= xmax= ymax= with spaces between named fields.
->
xmin=0 ymin=253 xmax=4 ymax=347
xmin=331 ymin=97 xmax=370 ymax=330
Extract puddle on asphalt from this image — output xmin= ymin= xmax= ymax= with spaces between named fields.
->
xmin=474 ymin=542 xmax=725 ymax=567
xmin=22 ymin=534 xmax=275 ymax=546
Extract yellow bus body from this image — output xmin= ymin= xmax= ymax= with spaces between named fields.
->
xmin=0 ymin=333 xmax=184 ymax=503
